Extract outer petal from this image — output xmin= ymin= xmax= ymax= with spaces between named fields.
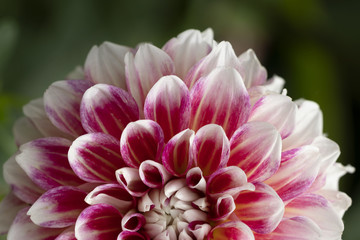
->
xmin=80 ymin=84 xmax=139 ymax=139
xmin=125 ymin=43 xmax=175 ymax=114
xmin=27 ymin=186 xmax=88 ymax=228
xmin=120 ymin=120 xmax=164 ymax=168
xmin=322 ymin=163 xmax=355 ymax=191
xmin=144 ymin=75 xmax=190 ymax=141
xmin=75 ymin=204 xmax=123 ymax=240
xmin=207 ymin=221 xmax=255 ymax=240
xmin=68 ymin=133 xmax=126 ymax=183
xmin=116 ymin=167 xmax=149 ymax=197
xmin=192 ymin=124 xmax=230 ymax=177
xmin=139 ymin=160 xmax=171 ymax=188
xmin=237 ymin=49 xmax=267 ymax=88
xmin=186 ymin=167 xmax=206 ymax=193
xmin=190 ymin=67 xmax=250 ymax=137
xmin=84 ymin=41 xmax=131 ymax=89
xmin=228 ymin=122 xmax=281 ymax=182
xmin=16 ymin=137 xmax=84 ymax=190
xmin=234 ymin=182 xmax=284 ymax=234
xmin=44 ymin=80 xmax=93 ymax=136
xmin=13 ymin=117 xmax=43 ymax=146
xmin=55 ymin=227 xmax=76 ymax=240
xmin=317 ymin=189 xmax=352 ymax=218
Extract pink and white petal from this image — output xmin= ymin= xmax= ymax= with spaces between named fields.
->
xmin=210 ymin=194 xmax=236 ymax=221
xmin=13 ymin=117 xmax=44 ymax=146
xmin=207 ymin=221 xmax=255 ymax=240
xmin=249 ymin=94 xmax=297 ymax=139
xmin=285 ymin=193 xmax=344 ymax=240
xmin=7 ymin=207 xmax=64 ymax=240
xmin=190 ymin=67 xmax=250 ymax=137
xmin=16 ymin=137 xmax=84 ymax=190
xmin=282 ymin=100 xmax=323 ymax=150
xmin=3 ymin=155 xmax=44 ymax=204
xmin=162 ymin=29 xmax=213 ymax=78
xmin=117 ymin=231 xmax=148 ymax=240
xmin=0 ymin=192 xmax=28 ymax=235
xmin=84 ymin=42 xmax=131 ymax=89
xmin=186 ymin=167 xmax=206 ymax=193
xmin=262 ymin=75 xmax=285 ymax=94
xmin=188 ymin=221 xmax=212 ymax=240
xmin=322 ymin=163 xmax=355 ymax=191
xmin=192 ymin=124 xmax=230 ymax=177
xmin=69 ymin=133 xmax=126 ymax=183
xmin=80 ymin=84 xmax=139 ymax=139
xmin=228 ymin=122 xmax=281 ymax=182
xmin=144 ymin=75 xmax=190 ymax=141
xmin=234 ymin=182 xmax=284 ymax=234
xmin=75 ymin=204 xmax=123 ymax=240
xmin=55 ymin=226 xmax=76 ymax=240
xmin=162 ymin=129 xmax=194 ymax=177
xmin=116 ymin=167 xmax=149 ymax=197
xmin=28 ymin=186 xmax=88 ymax=228
xmin=125 ymin=43 xmax=175 ymax=114
xmin=317 ymin=189 xmax=352 ymax=218
xmin=120 ymin=120 xmax=164 ymax=168
xmin=238 ymin=49 xmax=267 ymax=88
xmin=85 ymin=183 xmax=136 ymax=215
xmin=265 ymin=146 xmax=320 ymax=201
xmin=44 ymin=80 xmax=93 ymax=137
xmin=139 ymin=160 xmax=171 ymax=188
xmin=121 ymin=210 xmax=146 ymax=232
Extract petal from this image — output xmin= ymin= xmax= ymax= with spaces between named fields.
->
xmin=190 ymin=67 xmax=250 ymax=137
xmin=144 ymin=75 xmax=190 ymax=141
xmin=234 ymin=182 xmax=285 ymax=234
xmin=317 ymin=190 xmax=352 ymax=218
xmin=210 ymin=194 xmax=236 ymax=221
xmin=228 ymin=121 xmax=281 ymax=182
xmin=28 ymin=186 xmax=88 ymax=228
xmin=162 ymin=129 xmax=194 ymax=177
xmin=68 ymin=133 xmax=126 ymax=183
xmin=75 ymin=204 xmax=123 ymax=240
xmin=249 ymin=93 xmax=297 ymax=139
xmin=80 ymin=83 xmax=139 ymax=139
xmin=16 ymin=137 xmax=84 ymax=190
xmin=237 ymin=49 xmax=267 ymax=88
xmin=120 ymin=120 xmax=164 ymax=168
xmin=13 ymin=116 xmax=43 ymax=146
xmin=117 ymin=231 xmax=148 ymax=240
xmin=186 ymin=167 xmax=206 ymax=193
xmin=116 ymin=167 xmax=149 ymax=197
xmin=44 ymin=80 xmax=93 ymax=136
xmin=188 ymin=221 xmax=212 ymax=240
xmin=121 ymin=210 xmax=146 ymax=232
xmin=207 ymin=221 xmax=255 ymax=240
xmin=84 ymin=42 xmax=131 ymax=89
xmin=67 ymin=65 xmax=84 ymax=79
xmin=322 ymin=163 xmax=355 ymax=191
xmin=55 ymin=227 xmax=76 ymax=240
xmin=125 ymin=43 xmax=175 ymax=114
xmin=191 ymin=124 xmax=230 ymax=177
xmin=139 ymin=160 xmax=171 ymax=188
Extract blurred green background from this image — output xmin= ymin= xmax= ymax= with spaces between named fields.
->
xmin=0 ymin=0 xmax=359 ymax=239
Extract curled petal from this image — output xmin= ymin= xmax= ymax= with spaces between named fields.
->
xmin=116 ymin=167 xmax=149 ymax=197
xmin=190 ymin=67 xmax=250 ymax=137
xmin=207 ymin=221 xmax=255 ymax=240
xmin=44 ymin=80 xmax=93 ymax=136
xmin=163 ymin=178 xmax=187 ymax=198
xmin=234 ymin=182 xmax=284 ymax=234
xmin=188 ymin=221 xmax=212 ymax=240
xmin=139 ymin=160 xmax=171 ymax=188
xmin=144 ymin=75 xmax=190 ymax=141
xmin=228 ymin=121 xmax=281 ymax=182
xmin=121 ymin=210 xmax=146 ymax=232
xmin=186 ymin=167 xmax=206 ymax=193
xmin=210 ymin=194 xmax=236 ymax=221
xmin=80 ymin=84 xmax=139 ymax=139
xmin=117 ymin=231 xmax=148 ymax=240
xmin=67 ymin=65 xmax=84 ymax=79
xmin=238 ymin=49 xmax=267 ymax=88
xmin=120 ymin=120 xmax=164 ymax=168
xmin=69 ymin=133 xmax=126 ymax=183
xmin=28 ymin=186 xmax=88 ymax=228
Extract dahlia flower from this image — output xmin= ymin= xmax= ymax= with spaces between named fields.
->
xmin=0 ymin=29 xmax=354 ymax=240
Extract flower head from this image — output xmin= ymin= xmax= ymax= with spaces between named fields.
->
xmin=0 ymin=29 xmax=353 ymax=240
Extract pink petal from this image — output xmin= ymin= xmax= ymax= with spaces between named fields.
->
xmin=121 ymin=210 xmax=146 ymax=232
xmin=210 ymin=194 xmax=236 ymax=221
xmin=265 ymin=146 xmax=321 ymax=201
xmin=116 ymin=167 xmax=149 ymax=197
xmin=16 ymin=137 xmax=84 ymax=190
xmin=207 ymin=221 xmax=255 ymax=240
xmin=117 ymin=231 xmax=148 ymax=240
xmin=80 ymin=83 xmax=139 ymax=139
xmin=237 ymin=49 xmax=267 ymax=88
xmin=68 ymin=133 xmax=126 ymax=183
xmin=13 ymin=117 xmax=43 ymax=146
xmin=188 ymin=221 xmax=212 ymax=240
xmin=44 ymin=80 xmax=93 ymax=136
xmin=125 ymin=43 xmax=175 ymax=115
xmin=120 ymin=120 xmax=164 ymax=168
xmin=144 ymin=75 xmax=190 ymax=141
xmin=139 ymin=160 xmax=171 ymax=188
xmin=27 ymin=186 xmax=88 ymax=228
xmin=162 ymin=129 xmax=194 ymax=177
xmin=84 ymin=42 xmax=131 ymax=89
xmin=186 ymin=167 xmax=206 ymax=193
xmin=189 ymin=67 xmax=250 ymax=137
xmin=55 ymin=227 xmax=76 ymax=240
xmin=234 ymin=182 xmax=284 ymax=234
xmin=191 ymin=124 xmax=230 ymax=177
xmin=75 ymin=204 xmax=123 ymax=240
xmin=228 ymin=121 xmax=281 ymax=182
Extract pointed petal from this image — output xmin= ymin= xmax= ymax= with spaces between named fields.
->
xmin=44 ymin=80 xmax=93 ymax=136
xmin=125 ymin=43 xmax=175 ymax=114
xmin=80 ymin=83 xmax=139 ymax=139
xmin=16 ymin=137 xmax=84 ymax=190
xmin=323 ymin=163 xmax=355 ymax=191
xmin=120 ymin=120 xmax=164 ymax=168
xmin=139 ymin=160 xmax=171 ymax=188
xmin=69 ymin=133 xmax=126 ymax=183
xmin=317 ymin=190 xmax=352 ymax=218
xmin=67 ymin=65 xmax=84 ymax=80
xmin=144 ymin=75 xmax=190 ymax=141
xmin=116 ymin=167 xmax=149 ymax=197
xmin=13 ymin=117 xmax=43 ymax=146
xmin=263 ymin=75 xmax=285 ymax=93
xmin=238 ymin=49 xmax=267 ymax=88
xmin=186 ymin=167 xmax=206 ymax=193
xmin=84 ymin=42 xmax=131 ymax=89
xmin=121 ymin=210 xmax=146 ymax=232
xmin=234 ymin=182 xmax=284 ymax=234
xmin=162 ymin=129 xmax=194 ymax=177
xmin=207 ymin=221 xmax=255 ymax=240
xmin=75 ymin=204 xmax=123 ymax=240
xmin=117 ymin=231 xmax=148 ymax=240
xmin=192 ymin=124 xmax=230 ymax=177
xmin=228 ymin=121 xmax=281 ymax=182
xmin=190 ymin=67 xmax=250 ymax=137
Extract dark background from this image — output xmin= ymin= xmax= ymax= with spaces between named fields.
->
xmin=0 ymin=0 xmax=359 ymax=239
